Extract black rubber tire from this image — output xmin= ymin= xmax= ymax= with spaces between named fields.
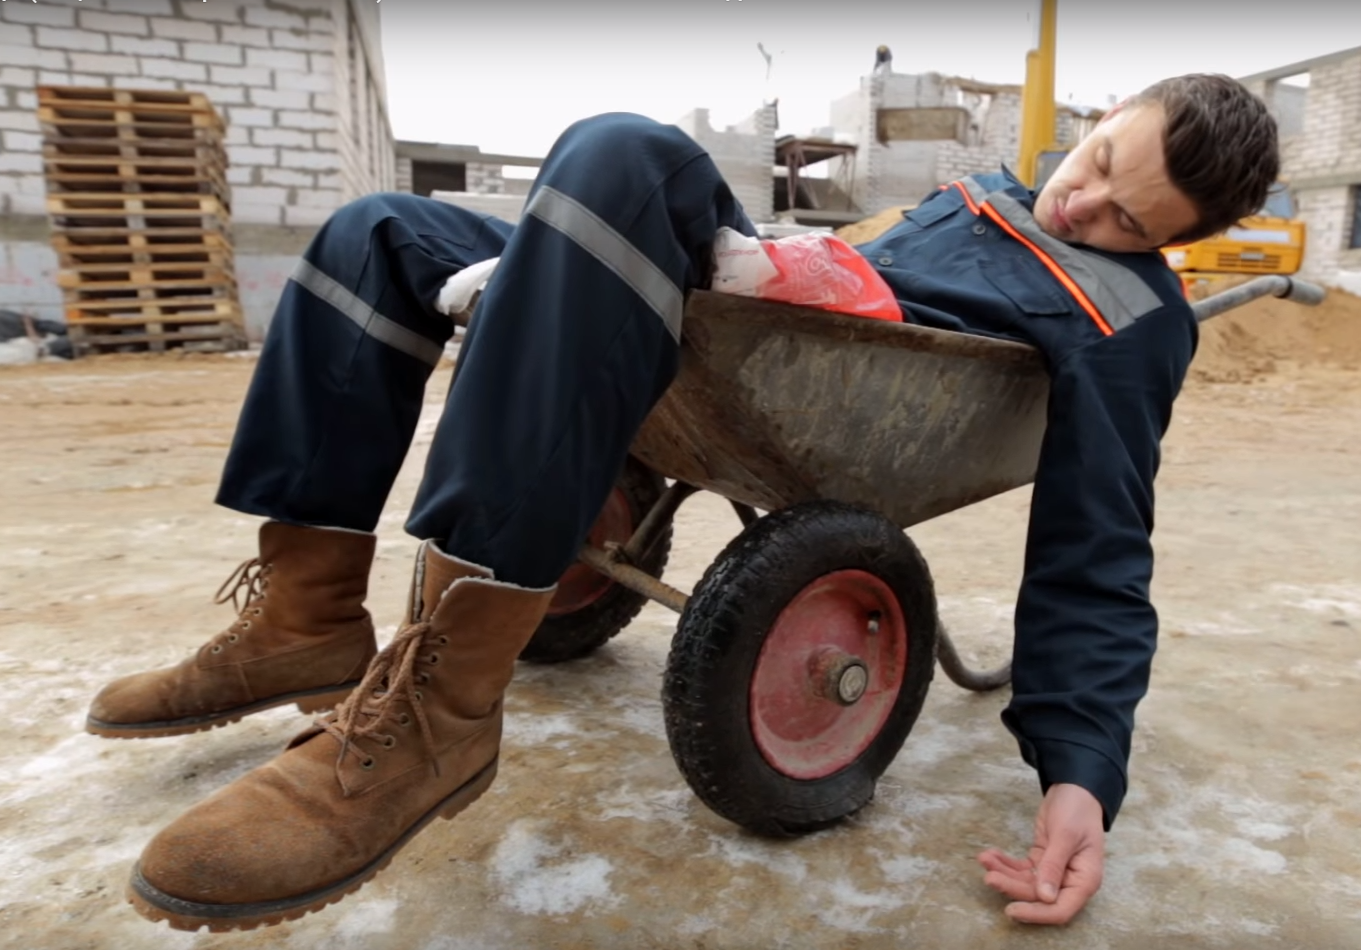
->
xmin=518 ymin=458 xmax=673 ymax=664
xmin=662 ymin=500 xmax=938 ymax=836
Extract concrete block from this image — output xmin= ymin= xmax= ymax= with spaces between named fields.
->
xmin=250 ymin=88 xmax=310 ymax=111
xmin=0 ymin=66 xmax=37 ymax=89
xmin=149 ymin=18 xmax=218 ymax=43
xmin=245 ymin=48 xmax=307 ymax=72
xmin=232 ymin=202 xmax=283 ymax=226
xmin=270 ymin=28 xmax=330 ymax=52
xmin=69 ymin=53 xmax=140 ymax=77
xmin=182 ymin=2 xmax=246 ymax=25
xmin=277 ymin=110 xmax=333 ymax=131
xmin=0 ymin=4 xmax=75 ymax=28
xmin=314 ymin=132 xmax=338 ymax=151
xmin=228 ymin=145 xmax=279 ymax=167
xmin=140 ymin=58 xmax=207 ymax=82
xmin=224 ymin=125 xmax=251 ymax=146
xmin=252 ymin=128 xmax=312 ymax=148
xmin=36 ymin=71 xmax=75 ymax=87
xmin=14 ymin=90 xmax=35 ymax=110
xmin=35 ymin=27 xmax=108 ymax=53
xmin=232 ymin=185 xmax=288 ymax=206
xmin=209 ymin=65 xmax=272 ymax=87
xmin=284 ymin=204 xmax=335 ymax=227
xmin=111 ymin=0 xmax=177 ymax=15
xmin=0 ymin=43 xmax=69 ymax=70
xmin=9 ymin=193 xmax=46 ymax=216
xmin=0 ymin=22 xmax=32 ymax=46
xmin=184 ymin=42 xmax=244 ymax=66
xmin=78 ymin=11 xmax=150 ymax=36
xmin=0 ymin=152 xmax=42 ymax=174
xmin=229 ymin=107 xmax=274 ymax=128
xmin=0 ymin=111 xmax=40 ymax=134
xmin=220 ymin=26 xmax=271 ymax=48
xmin=311 ymin=93 xmax=337 ymax=113
xmin=316 ymin=172 xmax=342 ymax=190
xmin=295 ymin=188 xmax=343 ymax=209
xmin=109 ymin=35 xmax=179 ymax=57
xmin=308 ymin=53 xmax=336 ymax=76
xmin=124 ymin=76 xmax=178 ymax=91
xmin=271 ymin=69 xmax=332 ymax=93
xmin=305 ymin=14 xmax=337 ymax=35
xmin=280 ymin=150 xmax=340 ymax=171
xmin=261 ymin=168 xmax=315 ymax=187
xmin=198 ymin=84 xmax=249 ymax=106
xmin=226 ymin=165 xmax=254 ymax=185
xmin=69 ymin=74 xmax=114 ymax=88
xmin=243 ymin=7 xmax=308 ymax=30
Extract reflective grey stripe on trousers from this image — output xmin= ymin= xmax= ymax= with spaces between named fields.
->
xmin=291 ymin=258 xmax=446 ymax=367
xmin=960 ymin=176 xmax=1164 ymax=332
xmin=525 ymin=186 xmax=685 ymax=343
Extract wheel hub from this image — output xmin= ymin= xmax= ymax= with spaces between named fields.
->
xmin=749 ymin=570 xmax=908 ymax=780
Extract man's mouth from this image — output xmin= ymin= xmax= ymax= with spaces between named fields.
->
xmin=1051 ymin=198 xmax=1072 ymax=236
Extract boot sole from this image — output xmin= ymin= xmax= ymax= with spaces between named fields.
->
xmin=85 ymin=683 xmax=360 ymax=739
xmin=126 ymin=757 xmax=499 ymax=932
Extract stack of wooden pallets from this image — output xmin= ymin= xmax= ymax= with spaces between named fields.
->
xmin=38 ymin=86 xmax=245 ymax=355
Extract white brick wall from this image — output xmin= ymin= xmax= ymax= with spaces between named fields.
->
xmin=1270 ymin=49 xmax=1361 ymax=290
xmin=0 ymin=0 xmax=396 ymax=225
xmin=675 ymin=105 xmax=777 ymax=223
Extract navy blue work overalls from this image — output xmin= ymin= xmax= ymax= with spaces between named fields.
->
xmin=218 ymin=114 xmax=1196 ymax=828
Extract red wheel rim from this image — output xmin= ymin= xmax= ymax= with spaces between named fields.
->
xmin=548 ymin=488 xmax=633 ymax=616
xmin=749 ymin=570 xmax=907 ymax=779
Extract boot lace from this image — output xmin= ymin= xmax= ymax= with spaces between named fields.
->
xmin=208 ymin=558 xmax=273 ymax=649
xmin=323 ymin=620 xmax=443 ymax=776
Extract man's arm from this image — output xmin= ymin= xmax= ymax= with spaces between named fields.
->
xmin=984 ymin=302 xmax=1197 ymax=921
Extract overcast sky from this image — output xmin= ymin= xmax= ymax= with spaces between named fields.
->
xmin=379 ymin=1 xmax=1361 ymax=157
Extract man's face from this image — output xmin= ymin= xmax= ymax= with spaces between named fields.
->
xmin=1033 ymin=102 xmax=1201 ymax=253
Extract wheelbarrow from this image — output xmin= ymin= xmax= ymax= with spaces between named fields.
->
xmin=515 ymin=275 xmax=1327 ymax=837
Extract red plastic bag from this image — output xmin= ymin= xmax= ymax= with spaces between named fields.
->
xmin=711 ymin=228 xmax=902 ymax=322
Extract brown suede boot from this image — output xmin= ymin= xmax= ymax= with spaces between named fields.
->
xmin=127 ymin=541 xmax=555 ymax=931
xmin=86 ymin=522 xmax=378 ymax=739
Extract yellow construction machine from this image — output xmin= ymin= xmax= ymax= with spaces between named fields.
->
xmin=1018 ymin=0 xmax=1305 ymax=280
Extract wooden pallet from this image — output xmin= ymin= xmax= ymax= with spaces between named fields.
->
xmin=39 ymin=86 xmax=216 ymax=112
xmin=58 ymin=260 xmax=234 ymax=284
xmin=45 ymin=162 xmax=228 ymax=198
xmin=66 ymin=295 xmax=241 ymax=321
xmin=38 ymin=86 xmax=224 ymax=134
xmin=66 ymin=313 xmax=246 ymax=355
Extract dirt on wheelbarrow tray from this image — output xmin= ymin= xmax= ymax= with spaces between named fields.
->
xmin=0 ymin=329 xmax=1359 ymax=948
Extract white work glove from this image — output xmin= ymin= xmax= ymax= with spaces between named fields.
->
xmin=435 ymin=256 xmax=501 ymax=316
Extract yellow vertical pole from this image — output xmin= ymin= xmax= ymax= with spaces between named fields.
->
xmin=1017 ymin=0 xmax=1058 ymax=187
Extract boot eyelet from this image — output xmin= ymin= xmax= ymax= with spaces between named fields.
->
xmin=397 ymin=714 xmax=411 ymax=727
xmin=413 ymin=690 xmax=424 ymax=702
xmin=427 ymin=654 xmax=440 ymax=666
xmin=241 ymin=621 xmax=251 ymax=630
xmin=415 ymin=673 xmax=429 ymax=685
xmin=252 ymin=607 xmax=263 ymax=616
xmin=227 ymin=633 xmax=239 ymax=643
xmin=360 ymin=757 xmax=376 ymax=770
xmin=382 ymin=736 xmax=396 ymax=749
xmin=436 ymin=636 xmax=449 ymax=646
xmin=210 ymin=644 xmax=223 ymax=654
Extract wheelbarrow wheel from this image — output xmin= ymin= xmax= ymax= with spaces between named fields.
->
xmin=662 ymin=500 xmax=937 ymax=836
xmin=519 ymin=457 xmax=672 ymax=664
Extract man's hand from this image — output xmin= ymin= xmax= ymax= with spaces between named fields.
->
xmin=977 ymin=783 xmax=1106 ymax=925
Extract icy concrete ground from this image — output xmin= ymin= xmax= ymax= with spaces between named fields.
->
xmin=1 ymin=357 xmax=1359 ymax=949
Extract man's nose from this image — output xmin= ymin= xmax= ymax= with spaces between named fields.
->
xmin=1067 ymin=184 xmax=1109 ymax=224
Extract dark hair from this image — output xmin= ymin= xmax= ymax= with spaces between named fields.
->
xmin=1129 ymin=74 xmax=1280 ymax=243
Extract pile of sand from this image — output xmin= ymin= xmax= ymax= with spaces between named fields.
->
xmin=1190 ymin=285 xmax=1361 ymax=383
xmin=835 ymin=206 xmax=914 ymax=246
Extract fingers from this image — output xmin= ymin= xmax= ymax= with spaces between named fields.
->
xmin=976 ymin=849 xmax=1032 ymax=874
xmin=983 ymin=868 xmax=1038 ymax=902
xmin=1004 ymin=885 xmax=1090 ymax=926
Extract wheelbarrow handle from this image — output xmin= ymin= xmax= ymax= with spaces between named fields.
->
xmin=1191 ymin=275 xmax=1327 ymax=323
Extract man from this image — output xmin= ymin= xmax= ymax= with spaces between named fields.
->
xmin=86 ymin=73 xmax=1278 ymax=931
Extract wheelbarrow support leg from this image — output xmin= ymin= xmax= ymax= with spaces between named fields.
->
xmin=936 ymin=624 xmax=1011 ymax=691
